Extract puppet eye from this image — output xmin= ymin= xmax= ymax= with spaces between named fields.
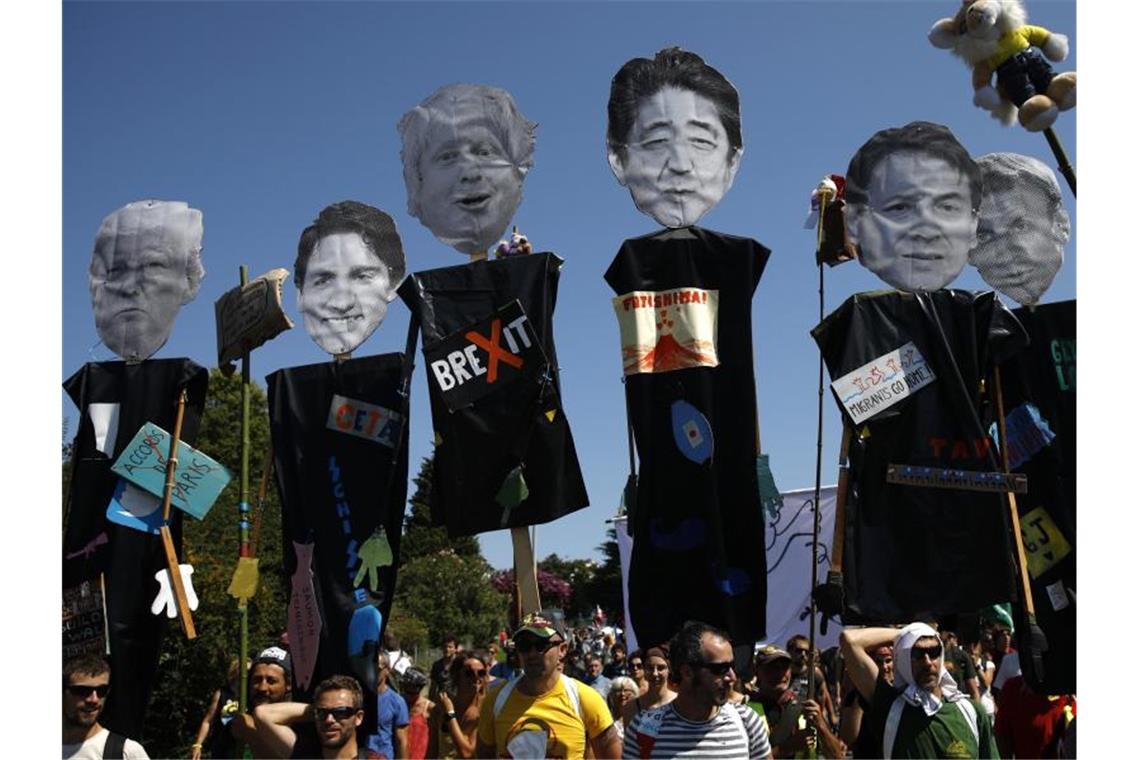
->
xmin=689 ymin=136 xmax=716 ymax=151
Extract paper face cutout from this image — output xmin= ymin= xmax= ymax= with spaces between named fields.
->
xmin=89 ymin=200 xmax=205 ymax=361
xmin=609 ymin=87 xmax=741 ymax=228
xmin=399 ymin=84 xmax=535 ymax=256
xmin=294 ymin=202 xmax=405 ymax=355
xmin=970 ymin=153 xmax=1069 ymax=306
xmin=606 ymin=48 xmax=743 ymax=229
xmin=844 ymin=122 xmax=981 ymax=292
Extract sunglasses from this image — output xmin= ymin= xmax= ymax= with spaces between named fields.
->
xmin=910 ymin=644 xmax=943 ymax=662
xmin=790 ymin=648 xmax=810 ymax=656
xmin=629 ymin=661 xmax=644 ymax=669
xmin=315 ymin=706 xmax=360 ymax=722
xmin=693 ymin=660 xmax=735 ymax=677
xmin=515 ymin=637 xmax=561 ymax=654
xmin=66 ymin=684 xmax=110 ymax=699
xmin=465 ymin=667 xmax=487 ymax=679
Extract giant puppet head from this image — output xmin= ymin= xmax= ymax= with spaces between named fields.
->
xmin=294 ymin=201 xmax=406 ymax=356
xmin=606 ymin=47 xmax=744 ymax=229
xmin=970 ymin=153 xmax=1070 ymax=306
xmin=844 ymin=121 xmax=982 ymax=292
xmin=89 ymin=200 xmax=205 ymax=362
xmin=398 ymin=84 xmax=536 ymax=257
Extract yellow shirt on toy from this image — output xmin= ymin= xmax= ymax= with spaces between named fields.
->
xmin=985 ymin=25 xmax=1052 ymax=69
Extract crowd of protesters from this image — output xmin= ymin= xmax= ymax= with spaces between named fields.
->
xmin=64 ymin=608 xmax=1074 ymax=759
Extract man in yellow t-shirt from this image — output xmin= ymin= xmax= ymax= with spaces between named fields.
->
xmin=477 ymin=609 xmax=621 ymax=759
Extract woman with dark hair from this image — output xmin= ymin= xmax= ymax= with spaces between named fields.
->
xmin=620 ymin=646 xmax=676 ymax=729
xmin=428 ymin=650 xmax=488 ymax=758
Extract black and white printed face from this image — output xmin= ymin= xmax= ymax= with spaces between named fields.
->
xmin=848 ymin=151 xmax=978 ymax=292
xmin=297 ymin=231 xmax=394 ymax=355
xmin=611 ymin=86 xmax=741 ymax=228
xmin=972 ymin=186 xmax=1064 ymax=306
xmin=415 ymin=107 xmax=524 ymax=256
xmin=89 ymin=200 xmax=202 ymax=362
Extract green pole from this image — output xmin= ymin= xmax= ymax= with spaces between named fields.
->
xmin=238 ymin=265 xmax=252 ymax=716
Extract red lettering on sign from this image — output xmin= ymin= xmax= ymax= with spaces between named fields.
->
xmin=465 ymin=318 xmax=523 ymax=383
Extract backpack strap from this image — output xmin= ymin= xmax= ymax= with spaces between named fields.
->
xmin=560 ymin=674 xmax=584 ymax=722
xmin=953 ymin=698 xmax=980 ymax=747
xmin=103 ymin=731 xmax=126 ymax=760
xmin=492 ymin=675 xmax=521 ymax=718
xmin=882 ymin=693 xmax=907 ymax=760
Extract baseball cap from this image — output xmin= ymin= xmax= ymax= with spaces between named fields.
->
xmin=251 ymin=646 xmax=293 ymax=681
xmin=513 ymin=609 xmax=568 ymax=641
xmin=754 ymin=645 xmax=792 ymax=665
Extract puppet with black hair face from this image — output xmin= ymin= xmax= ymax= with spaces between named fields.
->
xmin=395 ymin=84 xmax=589 ymax=546
xmin=268 ymin=201 xmax=411 ymax=709
xmin=602 ymin=48 xmax=771 ymax=650
xmin=64 ymin=199 xmax=210 ymax=738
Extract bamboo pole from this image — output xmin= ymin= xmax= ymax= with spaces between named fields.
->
xmin=238 ymin=265 xmax=252 ymax=715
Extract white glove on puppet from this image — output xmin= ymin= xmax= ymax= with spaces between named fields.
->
xmin=151 ymin=564 xmax=200 ymax=618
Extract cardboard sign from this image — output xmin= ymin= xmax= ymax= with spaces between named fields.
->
xmin=612 ymin=288 xmax=719 ymax=375
xmin=1020 ymin=505 xmax=1072 ymax=580
xmin=63 ymin=581 xmax=107 ymax=660
xmin=215 ymin=268 xmax=293 ymax=366
xmin=831 ymin=341 xmax=936 ymax=424
xmin=424 ymin=300 xmax=545 ymax=411
xmin=111 ymin=422 xmax=232 ymax=520
xmin=326 ymin=394 xmax=402 ymax=448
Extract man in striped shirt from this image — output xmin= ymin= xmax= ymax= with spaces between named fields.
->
xmin=623 ymin=621 xmax=772 ymax=759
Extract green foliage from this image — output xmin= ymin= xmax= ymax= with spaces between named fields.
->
xmin=538 ymin=554 xmax=599 ymax=621
xmin=399 ymin=455 xmax=480 ymax=561
xmin=584 ymin=527 xmax=624 ymax=625
xmin=391 ymin=452 xmax=508 ymax=647
xmin=140 ymin=369 xmax=287 ymax=759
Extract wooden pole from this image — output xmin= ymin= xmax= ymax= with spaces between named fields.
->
xmin=159 ymin=389 xmax=196 ymax=638
xmin=1042 ymin=127 xmax=1076 ymax=197
xmin=238 ymin=265 xmax=251 ymax=714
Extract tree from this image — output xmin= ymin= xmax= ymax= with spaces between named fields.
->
xmin=390 ymin=452 xmax=508 ymax=646
xmin=582 ymin=528 xmax=624 ymax=627
xmin=537 ymin=554 xmax=599 ymax=621
xmin=141 ymin=369 xmax=287 ymax=758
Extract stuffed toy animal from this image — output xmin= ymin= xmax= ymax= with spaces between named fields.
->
xmin=494 ymin=226 xmax=534 ymax=259
xmin=929 ymin=0 xmax=1075 ymax=132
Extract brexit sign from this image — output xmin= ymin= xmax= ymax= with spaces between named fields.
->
xmin=424 ymin=300 xmax=545 ymax=411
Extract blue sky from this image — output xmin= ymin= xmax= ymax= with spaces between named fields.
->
xmin=61 ymin=1 xmax=1076 ymax=571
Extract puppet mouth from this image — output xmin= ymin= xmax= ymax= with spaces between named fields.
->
xmin=456 ymin=193 xmax=492 ymax=210
xmin=663 ymin=188 xmax=695 ymax=196
xmin=323 ymin=314 xmax=363 ymax=324
xmin=902 ymin=253 xmax=944 ymax=262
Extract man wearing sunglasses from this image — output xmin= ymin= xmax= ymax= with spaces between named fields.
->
xmin=253 ymin=674 xmax=370 ymax=759
xmin=477 ymin=609 xmax=621 ymax=758
xmin=840 ymin=624 xmax=999 ymax=758
xmin=63 ymin=653 xmax=149 ymax=759
xmin=623 ymin=622 xmax=771 ymax=758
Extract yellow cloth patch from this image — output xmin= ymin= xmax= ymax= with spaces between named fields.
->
xmin=1020 ymin=506 xmax=1072 ymax=579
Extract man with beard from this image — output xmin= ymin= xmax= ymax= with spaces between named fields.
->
xmin=841 ymin=623 xmax=998 ymax=758
xmin=477 ymin=610 xmax=620 ymax=759
xmin=253 ymin=675 xmax=370 ymax=759
xmin=750 ymin=645 xmax=843 ymax=758
xmin=623 ymin=622 xmax=771 ymax=758
xmin=63 ymin=654 xmax=149 ymax=759
xmin=193 ymin=647 xmax=295 ymax=759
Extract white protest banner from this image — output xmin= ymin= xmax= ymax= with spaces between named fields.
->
xmin=830 ymin=341 xmax=935 ymax=424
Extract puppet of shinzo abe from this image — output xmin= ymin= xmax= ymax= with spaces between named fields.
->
xmin=603 ymin=48 xmax=774 ymax=648
xmin=928 ymin=0 xmax=1075 ymax=132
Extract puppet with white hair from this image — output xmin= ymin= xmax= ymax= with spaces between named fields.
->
xmin=970 ymin=152 xmax=1070 ymax=306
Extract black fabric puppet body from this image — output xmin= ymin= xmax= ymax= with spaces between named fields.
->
xmin=268 ymin=352 xmax=410 ymax=728
xmin=63 ymin=359 xmax=208 ymax=739
xmin=812 ymin=289 xmax=1026 ymax=624
xmin=996 ymin=299 xmax=1075 ymax=694
xmin=398 ymin=252 xmax=588 ymax=537
xmin=605 ymin=227 xmax=770 ymax=648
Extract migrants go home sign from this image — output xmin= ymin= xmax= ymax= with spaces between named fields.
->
xmin=110 ymin=423 xmax=232 ymax=520
xmin=830 ymin=341 xmax=936 ymax=424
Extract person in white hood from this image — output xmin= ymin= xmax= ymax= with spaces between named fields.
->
xmin=840 ymin=623 xmax=999 ymax=759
